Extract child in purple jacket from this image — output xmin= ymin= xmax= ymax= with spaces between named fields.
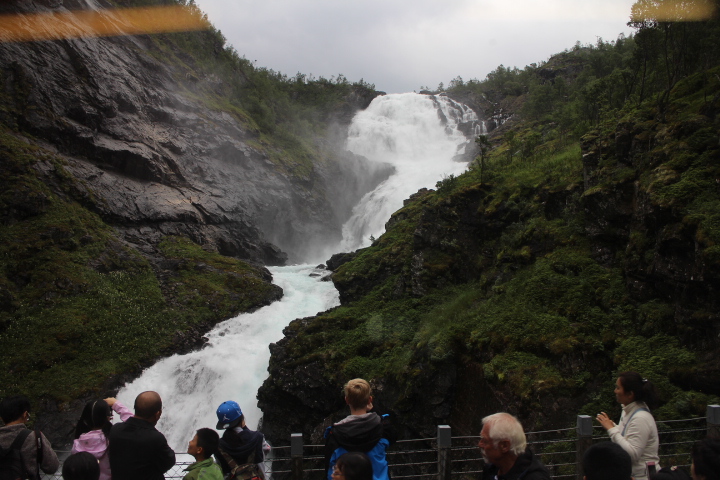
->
xmin=72 ymin=397 xmax=133 ymax=480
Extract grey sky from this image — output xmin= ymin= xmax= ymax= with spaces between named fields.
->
xmin=191 ymin=0 xmax=637 ymax=94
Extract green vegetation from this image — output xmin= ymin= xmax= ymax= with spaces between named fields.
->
xmin=0 ymin=130 xmax=280 ymax=403
xmin=270 ymin=0 xmax=720 ymax=428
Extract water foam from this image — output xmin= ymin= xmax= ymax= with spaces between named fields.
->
xmin=115 ymin=265 xmax=339 ymax=451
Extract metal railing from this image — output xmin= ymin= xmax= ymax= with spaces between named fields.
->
xmin=44 ymin=405 xmax=720 ymax=480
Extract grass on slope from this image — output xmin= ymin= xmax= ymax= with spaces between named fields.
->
xmin=0 ymin=130 xmax=279 ymax=404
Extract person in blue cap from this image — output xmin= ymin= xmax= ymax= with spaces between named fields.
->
xmin=214 ymin=401 xmax=269 ymax=480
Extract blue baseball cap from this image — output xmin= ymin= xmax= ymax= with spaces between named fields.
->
xmin=216 ymin=400 xmax=243 ymax=429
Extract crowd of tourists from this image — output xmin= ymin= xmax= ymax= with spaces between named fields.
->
xmin=0 ymin=372 xmax=718 ymax=480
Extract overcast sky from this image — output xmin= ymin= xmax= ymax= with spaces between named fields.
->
xmin=191 ymin=0 xmax=638 ymax=94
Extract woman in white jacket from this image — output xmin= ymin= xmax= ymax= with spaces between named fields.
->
xmin=596 ymin=372 xmax=660 ymax=480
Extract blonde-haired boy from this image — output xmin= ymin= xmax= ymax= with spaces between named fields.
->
xmin=344 ymin=379 xmax=373 ymax=412
xmin=324 ymin=378 xmax=396 ymax=480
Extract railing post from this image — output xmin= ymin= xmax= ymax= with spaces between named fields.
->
xmin=708 ymin=405 xmax=720 ymax=438
xmin=438 ymin=425 xmax=452 ymax=480
xmin=576 ymin=415 xmax=593 ymax=480
xmin=291 ymin=433 xmax=304 ymax=480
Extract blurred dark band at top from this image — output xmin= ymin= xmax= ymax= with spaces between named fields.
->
xmin=0 ymin=5 xmax=212 ymax=43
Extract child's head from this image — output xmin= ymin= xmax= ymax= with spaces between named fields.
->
xmin=187 ymin=427 xmax=220 ymax=461
xmin=344 ymin=378 xmax=372 ymax=411
xmin=333 ymin=452 xmax=373 ymax=480
xmin=74 ymin=399 xmax=112 ymax=439
xmin=62 ymin=452 xmax=100 ymax=480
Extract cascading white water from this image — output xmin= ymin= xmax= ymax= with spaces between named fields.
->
xmin=115 ymin=265 xmax=339 ymax=451
xmin=339 ymin=92 xmax=478 ymax=252
xmin=114 ymin=93 xmax=480 ymax=455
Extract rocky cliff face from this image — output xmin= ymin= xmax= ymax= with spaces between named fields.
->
xmin=0 ymin=0 xmax=386 ymax=265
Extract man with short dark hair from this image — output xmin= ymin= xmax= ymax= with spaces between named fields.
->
xmin=582 ymin=441 xmax=632 ymax=480
xmin=108 ymin=391 xmax=175 ymax=480
xmin=0 ymin=395 xmax=59 ymax=479
xmin=478 ymin=413 xmax=550 ymax=480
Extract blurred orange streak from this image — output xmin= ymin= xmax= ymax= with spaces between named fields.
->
xmin=631 ymin=0 xmax=717 ymax=22
xmin=0 ymin=5 xmax=211 ymax=43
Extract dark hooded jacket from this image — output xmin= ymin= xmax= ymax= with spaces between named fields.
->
xmin=324 ymin=413 xmax=396 ymax=480
xmin=481 ymin=448 xmax=551 ymax=480
xmin=216 ymin=426 xmax=266 ymax=474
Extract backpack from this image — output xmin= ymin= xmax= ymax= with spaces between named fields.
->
xmin=0 ymin=429 xmax=32 ymax=480
xmin=218 ymin=448 xmax=266 ymax=480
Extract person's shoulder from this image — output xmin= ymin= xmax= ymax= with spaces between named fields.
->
xmin=203 ymin=461 xmax=225 ymax=480
xmin=632 ymin=406 xmax=656 ymax=423
xmin=523 ymin=449 xmax=551 ymax=478
xmin=526 ymin=470 xmax=552 ymax=480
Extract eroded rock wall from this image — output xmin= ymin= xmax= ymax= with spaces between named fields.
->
xmin=0 ymin=0 xmax=385 ymax=265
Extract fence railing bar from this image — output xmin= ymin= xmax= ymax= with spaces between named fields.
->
xmin=537 ymin=450 xmax=576 ymax=456
xmin=396 ymin=438 xmax=437 ymax=443
xmin=527 ymin=438 xmax=576 ymax=445
xmin=527 ymin=428 xmax=576 ymax=435
xmin=657 ymin=418 xmax=705 ymax=424
xmin=387 ymin=449 xmax=437 ymax=456
xmin=395 ymin=461 xmax=437 ymax=467
xmin=658 ymin=427 xmax=706 ymax=435
xmin=391 ymin=474 xmax=439 ymax=479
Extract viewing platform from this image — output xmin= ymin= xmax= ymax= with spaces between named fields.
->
xmin=45 ymin=405 xmax=719 ymax=480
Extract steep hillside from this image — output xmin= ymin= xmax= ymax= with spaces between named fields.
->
xmin=259 ymin=10 xmax=720 ymax=444
xmin=0 ymin=0 xmax=388 ymax=441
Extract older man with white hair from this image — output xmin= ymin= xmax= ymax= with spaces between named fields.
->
xmin=478 ymin=413 xmax=551 ymax=480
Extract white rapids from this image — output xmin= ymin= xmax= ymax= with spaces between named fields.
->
xmin=115 ymin=265 xmax=340 ymax=451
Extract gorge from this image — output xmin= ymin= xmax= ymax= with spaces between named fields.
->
xmin=114 ymin=90 xmax=483 ymax=451
xmin=1 ymin=0 xmax=719 ymax=457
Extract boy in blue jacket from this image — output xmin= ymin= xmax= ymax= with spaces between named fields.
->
xmin=324 ymin=379 xmax=396 ymax=480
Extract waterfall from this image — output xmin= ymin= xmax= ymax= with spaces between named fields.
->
xmin=115 ymin=265 xmax=339 ymax=452
xmin=114 ymin=93 xmax=480 ymax=454
xmin=339 ymin=92 xmax=478 ymax=252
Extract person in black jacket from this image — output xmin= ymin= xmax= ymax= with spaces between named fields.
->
xmin=214 ymin=400 xmax=269 ymax=478
xmin=478 ymin=413 xmax=550 ymax=480
xmin=108 ymin=391 xmax=176 ymax=480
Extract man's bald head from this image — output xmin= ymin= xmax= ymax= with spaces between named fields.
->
xmin=134 ymin=391 xmax=163 ymax=422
